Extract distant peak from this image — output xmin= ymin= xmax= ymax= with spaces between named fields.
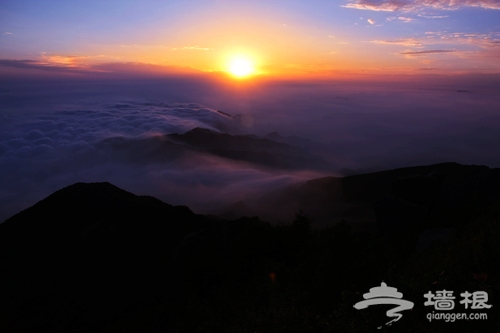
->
xmin=266 ymin=131 xmax=282 ymax=139
xmin=62 ymin=181 xmax=121 ymax=191
xmin=185 ymin=127 xmax=220 ymax=135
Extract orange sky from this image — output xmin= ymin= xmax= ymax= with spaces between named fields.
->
xmin=1 ymin=1 xmax=500 ymax=80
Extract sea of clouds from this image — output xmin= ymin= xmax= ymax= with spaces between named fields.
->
xmin=0 ymin=86 xmax=326 ymax=222
xmin=1 ymin=76 xmax=500 ymax=222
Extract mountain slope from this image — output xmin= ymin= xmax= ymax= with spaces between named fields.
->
xmin=0 ymin=182 xmax=211 ymax=332
xmin=1 ymin=163 xmax=500 ymax=332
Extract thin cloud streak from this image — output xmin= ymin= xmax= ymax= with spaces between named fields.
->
xmin=371 ymin=38 xmax=423 ymax=46
xmin=0 ymin=59 xmax=90 ymax=73
xmin=344 ymin=0 xmax=500 ymax=12
xmin=172 ymin=46 xmax=211 ymax=51
xmin=371 ymin=31 xmax=500 ymax=62
xmin=0 ymin=59 xmax=205 ymax=78
xmin=400 ymin=49 xmax=455 ymax=55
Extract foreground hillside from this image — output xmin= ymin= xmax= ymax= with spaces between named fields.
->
xmin=0 ymin=163 xmax=499 ymax=332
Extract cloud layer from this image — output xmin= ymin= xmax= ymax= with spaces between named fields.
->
xmin=0 ymin=91 xmax=328 ymax=222
xmin=1 ymin=76 xmax=500 ymax=223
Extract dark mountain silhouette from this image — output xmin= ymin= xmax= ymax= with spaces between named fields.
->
xmin=167 ymin=127 xmax=331 ymax=170
xmin=1 ymin=163 xmax=500 ymax=332
xmin=167 ymin=128 xmax=301 ymax=154
xmin=98 ymin=127 xmax=331 ymax=170
xmin=217 ymin=162 xmax=500 ymax=230
xmin=0 ymin=182 xmax=214 ymax=332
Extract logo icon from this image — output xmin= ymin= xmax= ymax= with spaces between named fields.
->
xmin=354 ymin=282 xmax=414 ymax=329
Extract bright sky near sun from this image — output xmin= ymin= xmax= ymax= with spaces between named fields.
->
xmin=1 ymin=0 xmax=500 ymax=78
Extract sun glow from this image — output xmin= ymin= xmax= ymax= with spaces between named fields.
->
xmin=228 ymin=57 xmax=254 ymax=78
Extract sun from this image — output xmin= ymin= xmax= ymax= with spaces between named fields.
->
xmin=228 ymin=57 xmax=254 ymax=78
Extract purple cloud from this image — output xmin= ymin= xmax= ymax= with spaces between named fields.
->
xmin=400 ymin=49 xmax=455 ymax=55
xmin=344 ymin=0 xmax=500 ymax=11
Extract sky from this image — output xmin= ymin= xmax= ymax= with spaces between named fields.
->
xmin=1 ymin=1 xmax=500 ymax=223
xmin=1 ymin=0 xmax=500 ymax=78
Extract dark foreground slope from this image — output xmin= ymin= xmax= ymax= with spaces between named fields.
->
xmin=0 ymin=182 xmax=213 ymax=332
xmin=221 ymin=162 xmax=500 ymax=230
xmin=1 ymin=163 xmax=500 ymax=332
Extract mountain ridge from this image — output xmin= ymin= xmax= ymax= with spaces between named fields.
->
xmin=97 ymin=127 xmax=332 ymax=171
xmin=1 ymin=162 xmax=499 ymax=332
